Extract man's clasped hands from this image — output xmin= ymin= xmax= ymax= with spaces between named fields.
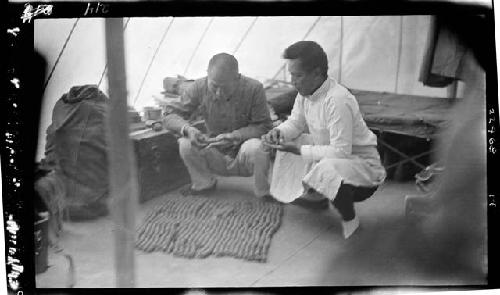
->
xmin=185 ymin=126 xmax=302 ymax=155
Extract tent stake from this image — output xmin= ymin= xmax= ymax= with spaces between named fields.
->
xmin=104 ymin=18 xmax=138 ymax=288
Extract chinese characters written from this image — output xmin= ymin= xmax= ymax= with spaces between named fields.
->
xmin=20 ymin=3 xmax=53 ymax=23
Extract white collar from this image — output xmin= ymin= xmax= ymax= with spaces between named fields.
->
xmin=303 ymin=77 xmax=331 ymax=101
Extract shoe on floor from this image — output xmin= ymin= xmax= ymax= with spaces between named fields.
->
xmin=260 ymin=194 xmax=279 ymax=203
xmin=180 ymin=181 xmax=217 ymax=196
xmin=341 ymin=215 xmax=360 ymax=239
xmin=291 ymin=188 xmax=329 ymax=210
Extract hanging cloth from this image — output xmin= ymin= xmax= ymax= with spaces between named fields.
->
xmin=419 ymin=16 xmax=468 ymax=87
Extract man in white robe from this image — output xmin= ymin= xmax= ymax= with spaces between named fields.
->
xmin=262 ymin=41 xmax=386 ymax=238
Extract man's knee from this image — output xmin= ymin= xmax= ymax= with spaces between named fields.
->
xmin=178 ymin=137 xmax=198 ymax=159
xmin=240 ymin=138 xmax=266 ymax=157
xmin=316 ymin=158 xmax=352 ymax=170
xmin=238 ymin=138 xmax=271 ymax=171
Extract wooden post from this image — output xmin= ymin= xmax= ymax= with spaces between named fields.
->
xmin=104 ymin=18 xmax=138 ymax=288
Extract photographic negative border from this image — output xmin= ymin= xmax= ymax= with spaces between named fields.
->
xmin=2 ymin=0 xmax=498 ymax=294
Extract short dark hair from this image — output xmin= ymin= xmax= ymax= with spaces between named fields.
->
xmin=283 ymin=41 xmax=328 ymax=77
xmin=208 ymin=53 xmax=239 ymax=74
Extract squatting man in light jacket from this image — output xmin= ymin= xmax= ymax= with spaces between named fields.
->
xmin=163 ymin=53 xmax=274 ymax=199
xmin=262 ymin=41 xmax=386 ymax=239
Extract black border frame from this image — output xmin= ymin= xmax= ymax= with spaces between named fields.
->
xmin=2 ymin=1 xmax=498 ymax=294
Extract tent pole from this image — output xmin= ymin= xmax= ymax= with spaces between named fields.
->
xmin=104 ymin=17 xmax=138 ymax=288
xmin=98 ymin=18 xmax=132 ymax=88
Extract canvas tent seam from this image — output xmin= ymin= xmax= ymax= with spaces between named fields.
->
xmin=395 ymin=16 xmax=404 ymax=93
xmin=183 ymin=17 xmax=215 ymax=77
xmin=271 ymin=16 xmax=322 ymax=82
xmin=232 ymin=17 xmax=259 ymax=55
xmin=43 ymin=18 xmax=80 ymax=94
xmin=133 ymin=17 xmax=175 ymax=106
xmin=338 ymin=16 xmax=343 ymax=83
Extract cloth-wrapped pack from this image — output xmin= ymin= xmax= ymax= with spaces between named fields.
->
xmin=44 ymin=85 xmax=109 ymax=220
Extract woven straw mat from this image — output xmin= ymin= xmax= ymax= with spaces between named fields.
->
xmin=136 ymin=196 xmax=283 ymax=262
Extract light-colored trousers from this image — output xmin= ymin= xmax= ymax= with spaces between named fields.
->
xmin=270 ymin=134 xmax=386 ymax=203
xmin=178 ymin=137 xmax=271 ymax=197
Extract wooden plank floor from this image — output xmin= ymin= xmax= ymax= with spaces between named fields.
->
xmin=35 ymin=178 xmax=486 ymax=288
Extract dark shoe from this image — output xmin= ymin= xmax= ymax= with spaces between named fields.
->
xmin=291 ymin=188 xmax=329 ymax=210
xmin=291 ymin=197 xmax=329 ymax=210
xmin=260 ymin=194 xmax=279 ymax=203
xmin=180 ymin=181 xmax=217 ymax=196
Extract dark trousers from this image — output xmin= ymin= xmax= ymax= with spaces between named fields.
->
xmin=332 ymin=183 xmax=378 ymax=221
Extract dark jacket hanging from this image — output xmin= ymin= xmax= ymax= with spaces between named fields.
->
xmin=419 ymin=16 xmax=468 ymax=88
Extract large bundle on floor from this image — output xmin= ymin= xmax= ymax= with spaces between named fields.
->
xmin=43 ymin=85 xmax=110 ymax=220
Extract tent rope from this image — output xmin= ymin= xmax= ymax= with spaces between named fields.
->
xmin=271 ymin=16 xmax=322 ymax=82
xmin=98 ymin=17 xmax=132 ymax=88
xmin=394 ymin=16 xmax=404 ymax=93
xmin=232 ymin=17 xmax=259 ymax=55
xmin=132 ymin=17 xmax=175 ymax=106
xmin=183 ymin=17 xmax=215 ymax=77
xmin=338 ymin=16 xmax=343 ymax=83
xmin=43 ymin=18 xmax=80 ymax=93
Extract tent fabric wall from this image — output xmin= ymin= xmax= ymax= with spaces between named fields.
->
xmin=398 ymin=16 xmax=453 ymax=97
xmin=35 ymin=15 xmax=448 ymax=161
xmin=342 ymin=16 xmax=400 ymax=92
xmin=35 ymin=18 xmax=107 ymax=162
xmin=134 ymin=17 xmax=257 ymax=108
xmin=124 ymin=17 xmax=175 ymax=105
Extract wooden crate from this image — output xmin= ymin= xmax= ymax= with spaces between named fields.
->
xmin=131 ymin=129 xmax=190 ymax=203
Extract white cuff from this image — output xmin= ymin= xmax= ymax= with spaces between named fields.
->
xmin=300 ymin=145 xmax=314 ymax=162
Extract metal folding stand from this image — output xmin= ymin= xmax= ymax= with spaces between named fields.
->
xmin=370 ymin=126 xmax=437 ymax=173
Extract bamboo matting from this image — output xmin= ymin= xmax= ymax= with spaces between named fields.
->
xmin=136 ymin=196 xmax=283 ymax=262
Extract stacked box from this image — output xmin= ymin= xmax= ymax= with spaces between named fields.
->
xmin=131 ymin=129 xmax=190 ymax=203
